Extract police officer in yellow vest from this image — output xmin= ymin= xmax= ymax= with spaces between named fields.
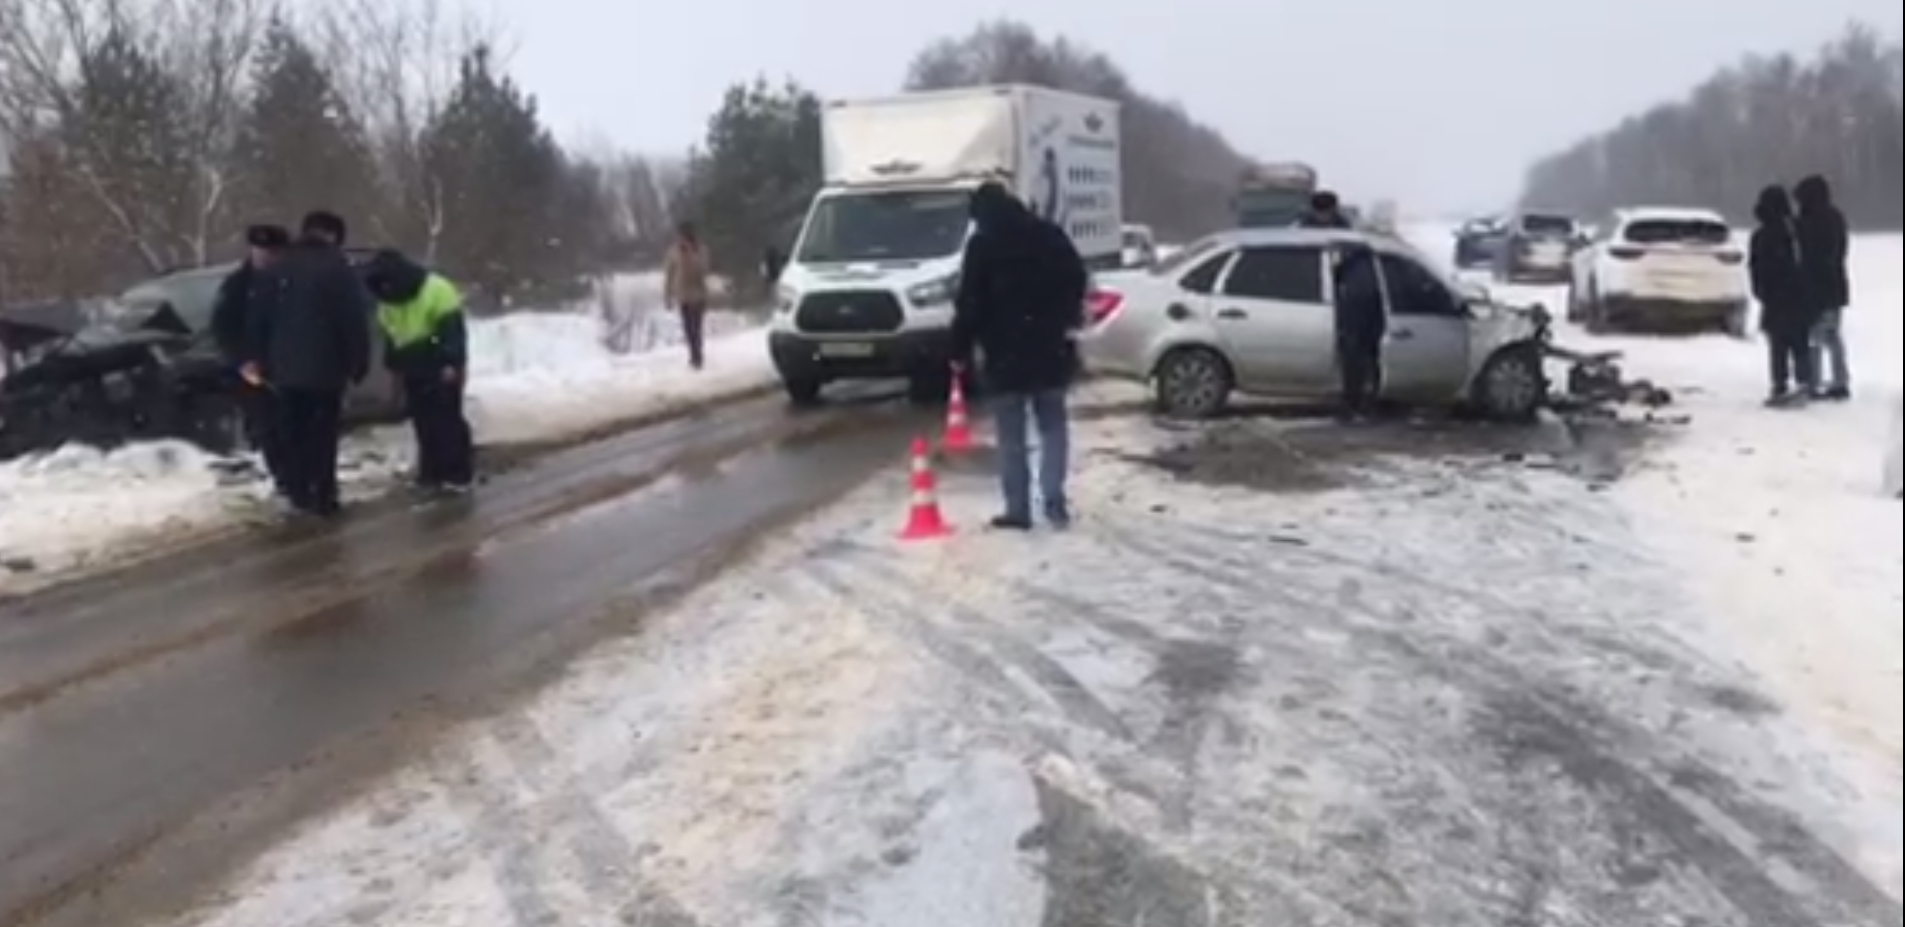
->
xmin=364 ymin=249 xmax=475 ymax=493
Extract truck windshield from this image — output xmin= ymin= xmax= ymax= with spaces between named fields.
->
xmin=795 ymin=189 xmax=972 ymax=264
xmin=1233 ymin=190 xmax=1311 ymax=228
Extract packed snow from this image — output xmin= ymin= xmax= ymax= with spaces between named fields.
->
xmin=147 ymin=377 xmax=1899 ymax=925
xmin=0 ymin=273 xmax=772 ymax=593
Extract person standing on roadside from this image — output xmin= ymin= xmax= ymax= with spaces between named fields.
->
xmin=662 ymin=221 xmax=711 ymax=370
xmin=211 ymin=223 xmax=290 ymax=494
xmin=1331 ymin=243 xmax=1386 ymax=421
xmin=242 ymin=210 xmax=371 ymax=517
xmin=952 ymin=181 xmax=1087 ymax=531
xmin=1748 ymin=185 xmax=1814 ymax=407
xmin=1793 ymin=175 xmax=1852 ymax=400
xmin=365 ymin=249 xmax=474 ymax=495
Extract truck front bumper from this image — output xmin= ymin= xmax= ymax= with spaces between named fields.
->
xmin=769 ymin=328 xmax=955 ymax=384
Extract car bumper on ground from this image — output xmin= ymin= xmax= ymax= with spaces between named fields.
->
xmin=769 ymin=328 xmax=955 ymax=384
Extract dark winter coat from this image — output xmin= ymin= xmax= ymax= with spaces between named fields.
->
xmin=364 ymin=249 xmax=468 ymax=378
xmin=1332 ymin=246 xmax=1386 ymax=346
xmin=210 ymin=262 xmax=261 ymax=363
xmin=1748 ymin=185 xmax=1809 ymax=334
xmin=951 ymin=184 xmax=1088 ymax=394
xmin=1792 ymin=175 xmax=1850 ymax=313
xmin=243 ymin=235 xmax=373 ymax=392
xmin=1296 ymin=209 xmax=1353 ymax=229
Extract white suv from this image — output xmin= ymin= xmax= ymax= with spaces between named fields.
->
xmin=1567 ymin=207 xmax=1749 ymax=336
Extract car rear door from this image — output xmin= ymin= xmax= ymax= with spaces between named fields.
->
xmin=1610 ymin=218 xmax=1741 ymax=301
xmin=1210 ymin=245 xmax=1333 ymax=392
xmin=1373 ymin=251 xmax=1471 ymax=402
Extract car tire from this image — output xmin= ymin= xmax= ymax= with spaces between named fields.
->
xmin=1584 ymin=288 xmax=1614 ymax=335
xmin=1721 ymin=302 xmax=1751 ymax=340
xmin=781 ymin=376 xmax=823 ymax=406
xmin=1152 ymin=346 xmax=1233 ymax=419
xmin=1564 ymin=282 xmax=1584 ymax=323
xmin=1473 ymin=345 xmax=1546 ymax=423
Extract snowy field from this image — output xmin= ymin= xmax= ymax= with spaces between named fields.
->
xmin=147 ymin=372 xmax=1900 ymax=924
xmin=0 ymin=273 xmax=773 ymax=593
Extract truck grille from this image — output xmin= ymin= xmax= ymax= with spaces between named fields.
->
xmin=794 ymin=291 xmax=904 ymax=334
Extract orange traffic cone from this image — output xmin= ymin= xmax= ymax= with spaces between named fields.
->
xmin=899 ymin=437 xmax=952 ymax=540
xmin=942 ymin=370 xmax=974 ymax=453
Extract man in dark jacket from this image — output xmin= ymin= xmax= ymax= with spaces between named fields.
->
xmin=1297 ymin=191 xmax=1353 ymax=229
xmin=364 ymin=249 xmax=474 ymax=493
xmin=211 ymin=224 xmax=290 ymax=493
xmin=1332 ymin=244 xmax=1387 ymax=419
xmin=1793 ymin=175 xmax=1851 ymax=399
xmin=241 ymin=210 xmax=372 ymax=516
xmin=952 ymin=182 xmax=1087 ymax=530
xmin=1749 ymin=185 xmax=1814 ymax=406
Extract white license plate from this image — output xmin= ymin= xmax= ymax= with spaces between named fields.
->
xmin=818 ymin=342 xmax=874 ymax=358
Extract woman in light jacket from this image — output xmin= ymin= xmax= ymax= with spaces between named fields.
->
xmin=662 ymin=221 xmax=711 ymax=369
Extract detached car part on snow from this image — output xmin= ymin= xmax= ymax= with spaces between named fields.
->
xmin=1 ymin=302 xmax=244 ymax=461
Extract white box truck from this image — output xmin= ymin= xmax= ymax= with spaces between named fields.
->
xmin=767 ymin=84 xmax=1122 ymax=405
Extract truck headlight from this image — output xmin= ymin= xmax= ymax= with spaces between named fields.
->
xmin=775 ymin=285 xmax=798 ymax=315
xmin=906 ymin=273 xmax=959 ymax=307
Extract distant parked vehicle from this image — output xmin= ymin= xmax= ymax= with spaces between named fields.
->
xmin=1452 ymin=217 xmax=1508 ymax=269
xmin=1494 ymin=212 xmax=1580 ymax=283
xmin=1120 ymin=223 xmax=1158 ymax=268
xmin=1078 ymin=227 xmax=1553 ymax=422
xmin=1566 ymin=207 xmax=1749 ymax=336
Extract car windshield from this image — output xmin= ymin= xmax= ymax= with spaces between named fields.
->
xmin=793 ymin=189 xmax=971 ymax=264
xmin=1520 ymin=214 xmax=1574 ymax=236
xmin=1233 ymin=190 xmax=1310 ymax=228
xmin=1622 ymin=218 xmax=1731 ymax=246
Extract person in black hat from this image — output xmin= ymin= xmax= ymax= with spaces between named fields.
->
xmin=242 ymin=210 xmax=372 ymax=516
xmin=1296 ymin=190 xmax=1353 ymax=229
xmin=212 ymin=223 xmax=291 ymax=494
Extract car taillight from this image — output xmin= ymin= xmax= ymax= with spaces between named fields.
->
xmin=1608 ymin=246 xmax=1644 ymax=260
xmin=1084 ymin=289 xmax=1123 ymax=327
xmin=1715 ymin=251 xmax=1743 ymax=264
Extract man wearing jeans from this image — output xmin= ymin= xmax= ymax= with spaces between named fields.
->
xmin=1793 ymin=175 xmax=1851 ymax=399
xmin=952 ymin=182 xmax=1088 ymax=530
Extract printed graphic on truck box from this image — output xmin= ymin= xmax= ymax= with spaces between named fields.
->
xmin=1019 ymin=99 xmax=1121 ymax=263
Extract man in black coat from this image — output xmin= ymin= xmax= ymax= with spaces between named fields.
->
xmin=1793 ymin=175 xmax=1852 ymax=399
xmin=951 ymin=182 xmax=1087 ymax=530
xmin=210 ymin=224 xmax=290 ymax=492
xmin=1748 ymin=185 xmax=1814 ymax=406
xmin=1297 ymin=190 xmax=1353 ymax=229
xmin=242 ymin=210 xmax=372 ymax=516
xmin=1332 ymin=243 xmax=1387 ymax=419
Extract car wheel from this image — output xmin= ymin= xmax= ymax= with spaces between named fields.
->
xmin=1564 ymin=282 xmax=1584 ymax=323
xmin=1474 ymin=345 xmax=1546 ymax=423
xmin=781 ymin=376 xmax=823 ymax=406
xmin=1721 ymin=302 xmax=1751 ymax=340
xmin=1584 ymin=288 xmax=1614 ymax=335
xmin=1152 ymin=347 xmax=1233 ymax=419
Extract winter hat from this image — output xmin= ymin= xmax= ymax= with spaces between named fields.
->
xmin=300 ymin=210 xmax=348 ymax=244
xmin=245 ymin=223 xmax=290 ymax=249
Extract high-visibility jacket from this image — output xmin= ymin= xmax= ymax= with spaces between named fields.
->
xmin=377 ymin=273 xmax=467 ymax=375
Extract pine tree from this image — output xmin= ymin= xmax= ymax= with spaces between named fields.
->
xmin=232 ymin=19 xmax=378 ymax=241
xmin=61 ymin=29 xmax=196 ymax=270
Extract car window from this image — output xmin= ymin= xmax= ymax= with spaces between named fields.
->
xmin=1153 ymin=236 xmax=1223 ymax=276
xmin=1621 ymin=218 xmax=1730 ymax=246
xmin=1178 ymin=251 xmax=1233 ymax=294
xmin=1219 ymin=246 xmax=1325 ymax=303
xmin=1375 ymin=253 xmax=1462 ymax=317
xmin=1519 ymin=214 xmax=1574 ymax=236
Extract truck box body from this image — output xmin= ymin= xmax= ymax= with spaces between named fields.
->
xmin=819 ymin=85 xmax=1122 ymax=262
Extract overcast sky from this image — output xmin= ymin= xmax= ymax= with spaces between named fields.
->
xmin=495 ymin=0 xmax=1901 ymax=214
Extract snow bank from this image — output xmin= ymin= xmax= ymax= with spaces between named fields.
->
xmin=0 ymin=273 xmax=772 ymax=592
xmin=1886 ymin=395 xmax=1903 ymax=498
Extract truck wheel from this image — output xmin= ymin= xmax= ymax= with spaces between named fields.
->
xmin=1152 ymin=347 xmax=1232 ymax=419
xmin=1474 ymin=345 xmax=1545 ymax=423
xmin=781 ymin=376 xmax=822 ymax=406
xmin=907 ymin=369 xmax=950 ymax=407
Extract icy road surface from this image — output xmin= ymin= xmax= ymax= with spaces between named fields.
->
xmin=125 ymin=404 xmax=1899 ymax=927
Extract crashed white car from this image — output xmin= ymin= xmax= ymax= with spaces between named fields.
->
xmin=1079 ymin=228 xmax=1552 ymax=421
xmin=1567 ymin=207 xmax=1749 ymax=336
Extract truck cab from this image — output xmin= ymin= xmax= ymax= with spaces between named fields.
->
xmin=767 ymin=85 xmax=1122 ymax=405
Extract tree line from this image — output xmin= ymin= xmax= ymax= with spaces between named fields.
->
xmin=2 ymin=8 xmax=1265 ymax=308
xmin=1520 ymin=23 xmax=1901 ymax=230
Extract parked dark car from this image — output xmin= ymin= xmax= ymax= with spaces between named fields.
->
xmin=1452 ymin=217 xmax=1508 ymax=269
xmin=1494 ymin=212 xmax=1582 ymax=283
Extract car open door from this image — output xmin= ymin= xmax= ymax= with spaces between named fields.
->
xmin=1209 ymin=244 xmax=1334 ymax=393
xmin=1373 ymin=251 xmax=1470 ymax=402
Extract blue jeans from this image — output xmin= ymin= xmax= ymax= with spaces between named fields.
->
xmin=1811 ymin=309 xmax=1850 ymax=391
xmin=991 ymin=389 xmax=1070 ymax=521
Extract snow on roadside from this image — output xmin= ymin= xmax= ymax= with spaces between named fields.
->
xmin=150 ymin=397 xmax=1899 ymax=924
xmin=0 ymin=273 xmax=772 ymax=593
xmin=1410 ymin=221 xmax=1903 ymax=886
